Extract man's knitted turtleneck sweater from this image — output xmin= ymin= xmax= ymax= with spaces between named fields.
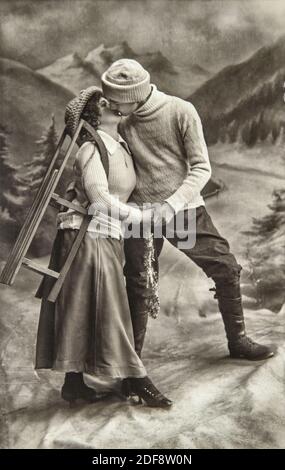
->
xmin=119 ymin=85 xmax=212 ymax=212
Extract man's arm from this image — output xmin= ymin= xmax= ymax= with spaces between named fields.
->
xmin=165 ymin=101 xmax=212 ymax=214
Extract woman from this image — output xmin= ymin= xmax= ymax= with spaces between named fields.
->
xmin=35 ymin=86 xmax=172 ymax=408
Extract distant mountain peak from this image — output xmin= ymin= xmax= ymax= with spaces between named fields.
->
xmin=71 ymin=52 xmax=84 ymax=67
xmin=85 ymin=41 xmax=135 ymax=65
xmin=38 ymin=52 xmax=84 ymax=74
xmin=37 ymin=41 xmax=211 ymax=96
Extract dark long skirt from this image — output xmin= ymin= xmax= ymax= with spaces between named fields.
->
xmin=35 ymin=230 xmax=147 ymax=378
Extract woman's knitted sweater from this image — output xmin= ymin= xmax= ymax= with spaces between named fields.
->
xmin=57 ymin=130 xmax=141 ymax=239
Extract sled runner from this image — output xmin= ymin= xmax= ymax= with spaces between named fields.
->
xmin=0 ymin=119 xmax=109 ymax=303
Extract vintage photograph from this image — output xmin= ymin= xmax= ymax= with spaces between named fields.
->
xmin=0 ymin=0 xmax=284 ymax=450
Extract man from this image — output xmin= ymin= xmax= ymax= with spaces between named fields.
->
xmin=101 ymin=59 xmax=274 ymax=361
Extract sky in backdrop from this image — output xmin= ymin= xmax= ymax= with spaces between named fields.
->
xmin=1 ymin=0 xmax=285 ymax=71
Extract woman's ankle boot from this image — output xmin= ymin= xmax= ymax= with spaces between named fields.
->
xmin=122 ymin=376 xmax=173 ymax=408
xmin=61 ymin=372 xmax=98 ymax=404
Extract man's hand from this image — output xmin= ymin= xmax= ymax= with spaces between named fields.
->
xmin=152 ymin=202 xmax=175 ymax=225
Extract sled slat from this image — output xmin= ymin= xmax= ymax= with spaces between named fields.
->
xmin=22 ymin=258 xmax=59 ymax=279
xmin=47 ymin=214 xmax=92 ymax=303
xmin=50 ymin=193 xmax=88 ymax=215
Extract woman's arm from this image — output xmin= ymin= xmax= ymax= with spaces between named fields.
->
xmin=75 ymin=142 xmax=142 ymax=223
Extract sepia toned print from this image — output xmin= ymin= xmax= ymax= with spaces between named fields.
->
xmin=0 ymin=0 xmax=284 ymax=450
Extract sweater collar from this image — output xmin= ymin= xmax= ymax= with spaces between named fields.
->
xmin=97 ymin=129 xmax=131 ymax=155
xmin=132 ymin=85 xmax=169 ymax=118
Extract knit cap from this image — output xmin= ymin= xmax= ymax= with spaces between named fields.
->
xmin=65 ymin=86 xmax=102 ymax=138
xmin=101 ymin=59 xmax=151 ymax=103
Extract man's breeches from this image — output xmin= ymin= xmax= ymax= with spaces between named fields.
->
xmin=123 ymin=206 xmax=242 ymax=355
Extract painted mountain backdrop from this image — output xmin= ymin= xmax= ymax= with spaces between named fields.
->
xmin=0 ymin=58 xmax=73 ymax=164
xmin=2 ymin=35 xmax=285 ymax=168
xmin=189 ymin=35 xmax=285 ymax=145
xmin=37 ymin=41 xmax=210 ymax=99
xmin=0 ymin=2 xmax=284 ymax=449
xmin=0 ymin=36 xmax=284 ymax=302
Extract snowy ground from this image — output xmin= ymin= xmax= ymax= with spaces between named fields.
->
xmin=0 ymin=143 xmax=284 ymax=449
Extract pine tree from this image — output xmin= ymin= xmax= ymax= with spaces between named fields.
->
xmin=241 ymin=121 xmax=251 ymax=146
xmin=257 ymin=111 xmax=270 ymax=142
xmin=0 ymin=118 xmax=63 ymax=257
xmin=276 ymin=125 xmax=285 ymax=146
xmin=0 ymin=131 xmax=24 ymax=212
xmin=244 ymin=189 xmax=285 ymax=239
xmin=22 ymin=115 xmax=58 ymax=195
xmin=249 ymin=119 xmax=259 ymax=147
xmin=243 ymin=189 xmax=285 ymax=311
xmin=16 ymin=116 xmax=63 ymax=256
xmin=228 ymin=119 xmax=239 ymax=143
xmin=271 ymin=121 xmax=281 ymax=144
xmin=241 ymin=119 xmax=259 ymax=147
xmin=219 ymin=125 xmax=228 ymax=144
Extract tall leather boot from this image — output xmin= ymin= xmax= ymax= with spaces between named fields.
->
xmin=213 ymin=279 xmax=274 ymax=360
xmin=125 ymin=279 xmax=150 ymax=358
xmin=130 ymin=308 xmax=149 ymax=358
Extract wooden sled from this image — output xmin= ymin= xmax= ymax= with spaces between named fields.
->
xmin=0 ymin=119 xmax=109 ymax=303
